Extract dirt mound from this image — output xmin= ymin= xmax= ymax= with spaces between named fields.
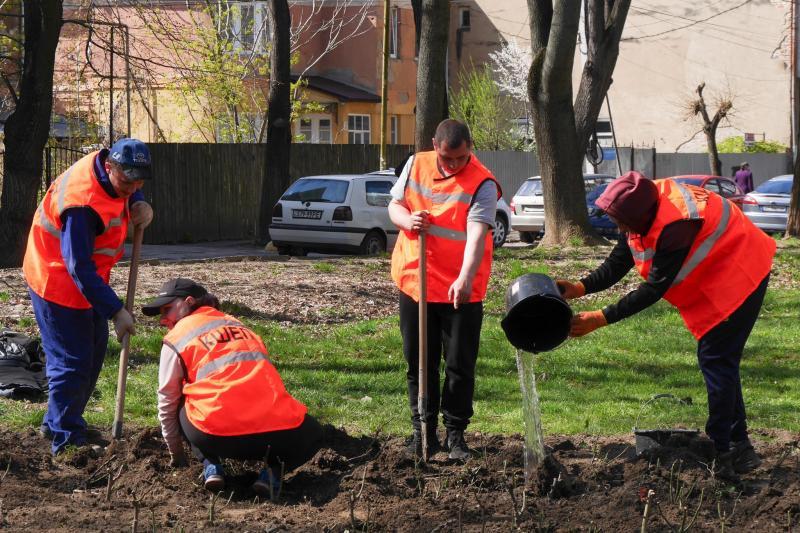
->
xmin=0 ymin=427 xmax=797 ymax=531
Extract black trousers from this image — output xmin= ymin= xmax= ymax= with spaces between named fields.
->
xmin=399 ymin=292 xmax=483 ymax=432
xmin=696 ymin=274 xmax=769 ymax=452
xmin=179 ymin=408 xmax=323 ymax=471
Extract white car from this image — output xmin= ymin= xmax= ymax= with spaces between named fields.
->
xmin=494 ymin=198 xmax=512 ymax=248
xmin=270 ymin=171 xmax=398 ymax=255
xmin=270 ymin=171 xmax=512 ymax=255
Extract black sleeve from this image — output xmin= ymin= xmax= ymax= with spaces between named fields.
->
xmin=580 ymin=236 xmax=635 ymax=294
xmin=601 ymin=219 xmax=702 ymax=324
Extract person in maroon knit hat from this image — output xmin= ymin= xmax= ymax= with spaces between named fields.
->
xmin=557 ymin=170 xmax=775 ymax=479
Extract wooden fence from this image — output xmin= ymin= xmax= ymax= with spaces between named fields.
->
xmin=141 ymin=143 xmax=413 ymax=244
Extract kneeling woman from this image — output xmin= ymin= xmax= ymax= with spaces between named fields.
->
xmin=142 ymin=278 xmax=322 ymax=494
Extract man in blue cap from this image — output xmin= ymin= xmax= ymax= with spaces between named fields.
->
xmin=23 ymin=138 xmax=154 ymax=455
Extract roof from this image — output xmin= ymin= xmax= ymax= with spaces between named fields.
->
xmin=292 ymin=75 xmax=380 ymax=103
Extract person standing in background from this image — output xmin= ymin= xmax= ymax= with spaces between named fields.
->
xmin=734 ymin=162 xmax=754 ymax=194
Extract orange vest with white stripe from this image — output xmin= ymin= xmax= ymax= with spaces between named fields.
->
xmin=23 ymin=151 xmax=129 ymax=309
xmin=628 ymin=179 xmax=775 ymax=339
xmin=391 ymin=151 xmax=501 ymax=303
xmin=163 ymin=307 xmax=307 ymax=436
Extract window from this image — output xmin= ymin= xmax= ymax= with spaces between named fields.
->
xmin=703 ymin=179 xmax=722 ymax=194
xmin=296 ymin=115 xmax=332 ymax=144
xmin=459 ymin=7 xmax=470 ymax=29
xmin=281 ymin=179 xmax=349 ymax=203
xmin=318 ymin=119 xmax=332 ymax=143
xmin=390 ymin=116 xmax=399 ymax=144
xmin=719 ymin=179 xmax=738 ymax=196
xmin=348 ymin=114 xmax=371 ymax=144
xmin=298 ymin=118 xmax=313 ymax=143
xmin=365 ymin=180 xmax=393 ymax=207
xmin=389 ymin=7 xmax=399 ymax=58
xmin=230 ymin=1 xmax=270 ymax=54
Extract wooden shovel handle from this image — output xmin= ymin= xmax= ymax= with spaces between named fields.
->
xmin=112 ymin=224 xmax=144 ymax=440
xmin=418 ymin=232 xmax=429 ymax=460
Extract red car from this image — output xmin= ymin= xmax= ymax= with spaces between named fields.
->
xmin=669 ymin=175 xmax=746 ymax=207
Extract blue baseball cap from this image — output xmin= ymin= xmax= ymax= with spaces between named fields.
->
xmin=109 ymin=138 xmax=152 ymax=180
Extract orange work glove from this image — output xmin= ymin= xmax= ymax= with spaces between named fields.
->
xmin=569 ymin=310 xmax=607 ymax=337
xmin=557 ymin=280 xmax=585 ymax=300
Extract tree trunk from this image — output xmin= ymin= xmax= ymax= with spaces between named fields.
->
xmin=257 ymin=0 xmax=292 ymax=245
xmin=786 ymin=149 xmax=800 ymax=237
xmin=414 ymin=0 xmax=449 ymax=152
xmin=0 ymin=1 xmax=63 ymax=268
xmin=527 ymin=0 xmax=600 ymax=245
xmin=411 ymin=0 xmax=421 ymax=57
xmin=573 ymin=0 xmax=630 ymax=159
xmin=705 ymin=127 xmax=722 ymax=176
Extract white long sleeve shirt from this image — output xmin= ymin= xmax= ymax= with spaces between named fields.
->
xmin=157 ymin=343 xmax=185 ymax=456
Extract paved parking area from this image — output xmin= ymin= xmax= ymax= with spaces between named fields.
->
xmin=122 ymin=231 xmax=533 ymax=263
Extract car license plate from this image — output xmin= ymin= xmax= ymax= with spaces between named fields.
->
xmin=292 ymin=209 xmax=323 ymax=220
xmin=522 ymin=206 xmax=540 ymax=213
xmin=762 ymin=205 xmax=786 ymax=213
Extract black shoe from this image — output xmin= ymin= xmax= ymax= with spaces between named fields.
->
xmin=713 ymin=451 xmax=739 ymax=481
xmin=407 ymin=428 xmax=441 ymax=457
xmin=446 ymin=429 xmax=471 ymax=461
xmin=730 ymin=439 xmax=761 ymax=473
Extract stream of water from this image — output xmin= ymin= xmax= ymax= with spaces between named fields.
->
xmin=516 ymin=349 xmax=545 ymax=485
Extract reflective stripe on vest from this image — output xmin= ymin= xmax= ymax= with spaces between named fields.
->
xmin=163 ymin=307 xmax=307 ymax=436
xmin=627 ymin=179 xmax=775 ymax=339
xmin=390 ymin=151 xmax=501 ymax=303
xmin=195 ymin=350 xmax=271 ymax=381
xmin=23 ymin=151 xmax=130 ymax=309
xmin=673 ymin=198 xmax=731 ymax=285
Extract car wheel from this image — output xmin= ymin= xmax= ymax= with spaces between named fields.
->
xmin=519 ymin=231 xmax=535 ymax=244
xmin=289 ymin=246 xmax=307 ymax=256
xmin=493 ymin=214 xmax=508 ymax=248
xmin=276 ymin=245 xmax=291 ymax=255
xmin=360 ymin=230 xmax=386 ymax=255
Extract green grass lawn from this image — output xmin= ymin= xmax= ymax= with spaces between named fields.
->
xmin=2 ymin=239 xmax=798 ymax=439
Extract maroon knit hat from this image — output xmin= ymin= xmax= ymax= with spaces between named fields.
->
xmin=595 ymin=171 xmax=659 ymax=234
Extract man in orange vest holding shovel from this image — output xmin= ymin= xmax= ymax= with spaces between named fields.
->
xmin=389 ymin=119 xmax=501 ymax=460
xmin=558 ymin=171 xmax=775 ymax=477
xmin=24 ymin=138 xmax=154 ymax=455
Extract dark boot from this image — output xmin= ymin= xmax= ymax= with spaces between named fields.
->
xmin=713 ymin=450 xmax=739 ymax=482
xmin=446 ymin=429 xmax=471 ymax=461
xmin=407 ymin=427 xmax=441 ymax=457
xmin=730 ymin=438 xmax=761 ymax=473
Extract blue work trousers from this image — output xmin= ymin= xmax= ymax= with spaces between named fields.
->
xmin=29 ymin=289 xmax=109 ymax=454
xmin=696 ymin=274 xmax=769 ymax=452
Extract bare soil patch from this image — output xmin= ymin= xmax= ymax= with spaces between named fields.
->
xmin=0 ymin=427 xmax=797 ymax=531
xmin=0 ymin=256 xmax=399 ymax=332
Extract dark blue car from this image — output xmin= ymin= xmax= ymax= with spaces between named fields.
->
xmin=586 ymin=182 xmax=619 ymax=236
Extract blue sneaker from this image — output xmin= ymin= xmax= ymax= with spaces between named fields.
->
xmin=203 ymin=463 xmax=225 ymax=492
xmin=252 ymin=468 xmax=280 ymax=497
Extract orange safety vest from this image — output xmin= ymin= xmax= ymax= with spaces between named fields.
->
xmin=628 ymin=179 xmax=775 ymax=339
xmin=163 ymin=307 xmax=307 ymax=436
xmin=23 ymin=151 xmax=129 ymax=309
xmin=391 ymin=151 xmax=501 ymax=303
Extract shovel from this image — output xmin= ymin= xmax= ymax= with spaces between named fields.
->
xmin=418 ymin=231 xmax=430 ymax=461
xmin=112 ymin=224 xmax=144 ymax=439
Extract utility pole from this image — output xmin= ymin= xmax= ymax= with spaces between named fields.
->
xmin=379 ymin=0 xmax=390 ymax=170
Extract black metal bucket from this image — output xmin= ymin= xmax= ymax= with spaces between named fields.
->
xmin=501 ymin=273 xmax=573 ymax=353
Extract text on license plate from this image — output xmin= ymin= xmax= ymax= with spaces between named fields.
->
xmin=762 ymin=206 xmax=786 ymax=213
xmin=292 ymin=209 xmax=323 ymax=220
